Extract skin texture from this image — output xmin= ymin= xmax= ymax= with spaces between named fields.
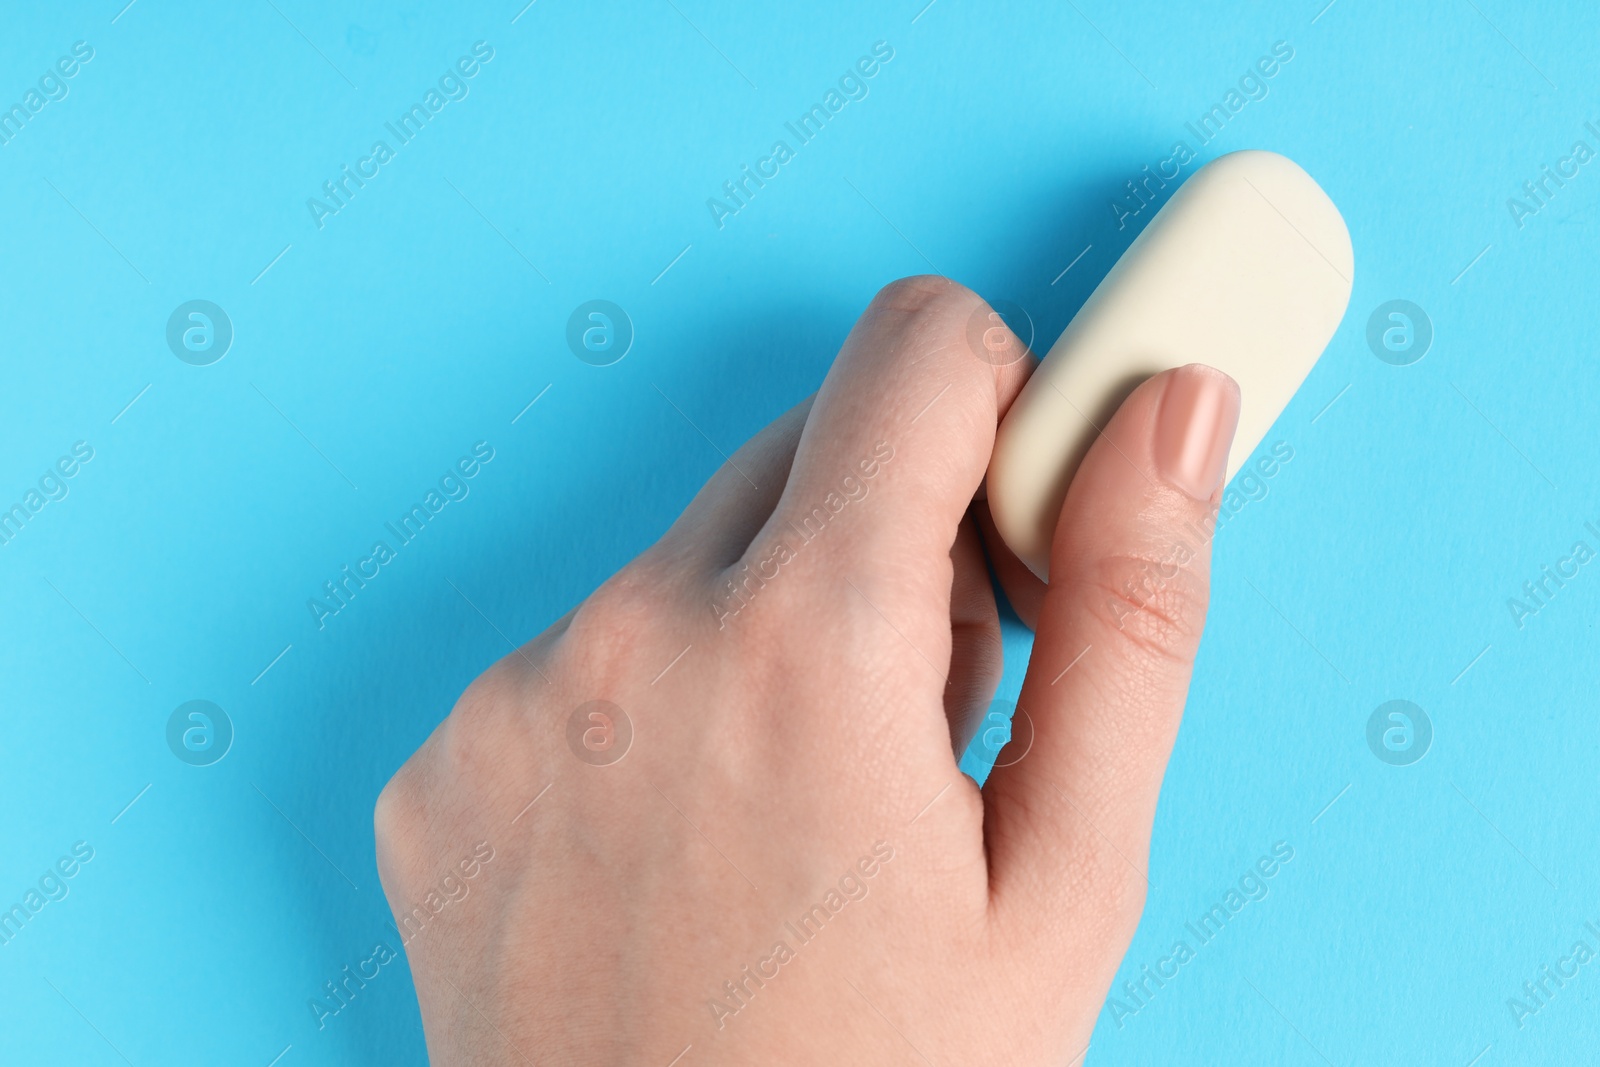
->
xmin=375 ymin=276 xmax=1237 ymax=1065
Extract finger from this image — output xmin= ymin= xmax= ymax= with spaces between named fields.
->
xmin=652 ymin=396 xmax=814 ymax=572
xmin=946 ymin=509 xmax=1002 ymax=758
xmin=755 ymin=277 xmax=1032 ymax=601
xmin=984 ymin=365 xmax=1240 ymax=947
xmin=975 ymin=497 xmax=1044 ymax=631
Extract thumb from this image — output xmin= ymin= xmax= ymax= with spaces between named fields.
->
xmin=983 ymin=364 xmax=1240 ymax=957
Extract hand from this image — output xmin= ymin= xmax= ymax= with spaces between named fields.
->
xmin=374 ymin=276 xmax=1241 ymax=1065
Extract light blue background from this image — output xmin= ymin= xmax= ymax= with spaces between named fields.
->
xmin=1 ymin=1 xmax=1595 ymax=1063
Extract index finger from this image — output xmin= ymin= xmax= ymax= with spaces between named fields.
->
xmin=753 ymin=277 xmax=1033 ymax=585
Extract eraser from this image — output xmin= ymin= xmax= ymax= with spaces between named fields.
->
xmin=986 ymin=150 xmax=1354 ymax=580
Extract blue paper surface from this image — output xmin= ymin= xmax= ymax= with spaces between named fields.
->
xmin=2 ymin=1 xmax=1597 ymax=1063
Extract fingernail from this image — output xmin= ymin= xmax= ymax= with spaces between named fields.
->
xmin=1154 ymin=365 xmax=1241 ymax=501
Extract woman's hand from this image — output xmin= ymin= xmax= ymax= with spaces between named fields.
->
xmin=374 ymin=276 xmax=1240 ymax=1065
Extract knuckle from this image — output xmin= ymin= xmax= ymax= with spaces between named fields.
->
xmin=863 ymin=276 xmax=1010 ymax=399
xmin=374 ymin=761 xmax=424 ymax=894
xmin=558 ymin=561 xmax=678 ymax=661
xmin=1081 ymin=551 xmax=1210 ymax=667
xmin=445 ymin=663 xmax=520 ymax=738
xmin=376 ymin=663 xmax=536 ymax=890
xmin=372 ymin=776 xmax=402 ymax=851
xmin=869 ymin=273 xmax=978 ymax=317
xmin=576 ymin=560 xmax=677 ymax=628
xmin=441 ymin=668 xmax=554 ymax=802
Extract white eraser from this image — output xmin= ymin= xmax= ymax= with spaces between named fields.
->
xmin=987 ymin=150 xmax=1354 ymax=580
